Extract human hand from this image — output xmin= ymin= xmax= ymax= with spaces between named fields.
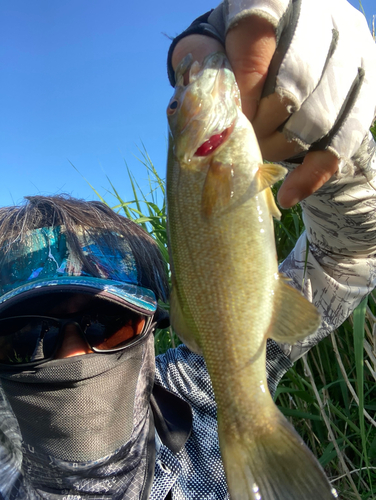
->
xmin=171 ymin=26 xmax=339 ymax=209
xmin=170 ymin=1 xmax=376 ymax=208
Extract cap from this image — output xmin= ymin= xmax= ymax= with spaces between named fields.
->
xmin=0 ymin=225 xmax=158 ymax=316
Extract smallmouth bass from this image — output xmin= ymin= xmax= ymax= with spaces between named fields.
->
xmin=166 ymin=52 xmax=337 ymax=500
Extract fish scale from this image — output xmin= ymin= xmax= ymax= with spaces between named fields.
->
xmin=167 ymin=52 xmax=337 ymax=500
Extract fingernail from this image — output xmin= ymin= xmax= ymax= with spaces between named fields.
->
xmin=278 ymin=189 xmax=300 ymax=209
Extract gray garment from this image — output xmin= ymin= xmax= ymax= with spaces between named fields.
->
xmin=279 ymin=133 xmax=376 ymax=362
xmin=151 ymin=341 xmax=291 ymax=500
xmin=0 ymin=331 xmax=156 ymax=500
xmin=0 ymin=341 xmax=288 ymax=500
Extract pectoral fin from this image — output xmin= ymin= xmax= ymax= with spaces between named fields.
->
xmin=201 ymin=160 xmax=233 ymax=218
xmin=268 ymin=274 xmax=321 ymax=344
xmin=256 ymin=163 xmax=287 ymax=193
xmin=265 ymin=187 xmax=282 ymax=220
xmin=170 ymin=279 xmax=203 ymax=354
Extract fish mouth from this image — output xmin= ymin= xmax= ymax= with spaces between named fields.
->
xmin=194 ymin=123 xmax=234 ymax=157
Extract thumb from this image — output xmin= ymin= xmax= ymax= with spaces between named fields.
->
xmin=225 ymin=16 xmax=276 ymax=122
xmin=277 ymin=150 xmax=339 ymax=208
xmin=172 ymin=34 xmax=225 ymax=85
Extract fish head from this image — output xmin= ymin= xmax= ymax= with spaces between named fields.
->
xmin=167 ymin=52 xmax=241 ymax=167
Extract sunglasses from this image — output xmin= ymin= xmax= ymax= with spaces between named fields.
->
xmin=0 ymin=312 xmax=151 ymax=368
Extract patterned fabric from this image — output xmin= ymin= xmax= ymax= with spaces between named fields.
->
xmin=151 ymin=342 xmax=292 ymax=499
xmin=152 ymin=345 xmax=229 ymax=500
xmin=1 ymin=39 xmax=376 ymax=497
xmin=278 ymin=134 xmax=376 ymax=362
xmin=0 ymin=226 xmax=157 ymax=315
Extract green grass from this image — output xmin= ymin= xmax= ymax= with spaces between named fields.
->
xmin=371 ymin=122 xmax=376 ymax=141
xmin=93 ymin=147 xmax=376 ymax=498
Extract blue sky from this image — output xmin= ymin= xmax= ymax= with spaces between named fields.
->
xmin=1 ymin=0 xmax=374 ymax=208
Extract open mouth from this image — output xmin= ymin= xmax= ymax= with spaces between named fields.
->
xmin=194 ymin=125 xmax=233 ymax=157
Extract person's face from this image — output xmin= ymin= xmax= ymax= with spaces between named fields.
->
xmin=48 ymin=294 xmax=95 ymax=359
xmin=0 ymin=293 xmax=147 ymax=366
xmin=48 ymin=294 xmax=146 ymax=360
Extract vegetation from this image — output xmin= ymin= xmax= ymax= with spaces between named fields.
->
xmin=92 ymin=136 xmax=376 ymax=499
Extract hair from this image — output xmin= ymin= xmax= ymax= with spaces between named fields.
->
xmin=0 ymin=195 xmax=168 ymax=302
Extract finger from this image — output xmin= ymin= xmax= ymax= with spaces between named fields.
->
xmin=172 ymin=34 xmax=225 ymax=85
xmin=258 ymin=129 xmax=303 ymax=162
xmin=277 ymin=150 xmax=339 ymax=209
xmin=252 ymin=93 xmax=309 ymax=162
xmin=225 ymin=16 xmax=276 ymax=122
xmin=252 ymin=93 xmax=293 ymax=140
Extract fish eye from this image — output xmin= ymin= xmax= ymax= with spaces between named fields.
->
xmin=167 ymin=99 xmax=178 ymax=115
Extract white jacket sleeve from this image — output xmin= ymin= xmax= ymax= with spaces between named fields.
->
xmin=206 ymin=0 xmax=376 ymax=362
xmin=279 ymin=133 xmax=376 ymax=362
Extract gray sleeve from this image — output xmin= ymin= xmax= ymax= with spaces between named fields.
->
xmin=0 ymin=385 xmax=22 ymax=498
xmin=278 ymin=133 xmax=376 ymax=363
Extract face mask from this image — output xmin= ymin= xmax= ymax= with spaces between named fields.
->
xmin=0 ymin=328 xmax=156 ymax=499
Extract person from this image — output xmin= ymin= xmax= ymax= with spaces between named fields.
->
xmin=0 ymin=1 xmax=375 ymax=499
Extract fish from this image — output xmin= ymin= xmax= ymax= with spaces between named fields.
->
xmin=166 ymin=52 xmax=338 ymax=500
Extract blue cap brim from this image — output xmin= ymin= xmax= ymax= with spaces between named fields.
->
xmin=0 ymin=276 xmax=158 ymax=316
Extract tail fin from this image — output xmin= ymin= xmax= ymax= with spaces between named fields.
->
xmin=220 ymin=408 xmax=338 ymax=500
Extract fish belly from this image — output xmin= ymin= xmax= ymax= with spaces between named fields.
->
xmin=169 ymin=169 xmax=335 ymax=500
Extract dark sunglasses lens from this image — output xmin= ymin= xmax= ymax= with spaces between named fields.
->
xmin=0 ymin=312 xmax=149 ymax=365
xmin=85 ymin=315 xmax=146 ymax=351
xmin=0 ymin=317 xmax=60 ymax=365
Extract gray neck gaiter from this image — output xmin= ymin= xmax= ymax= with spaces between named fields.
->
xmin=0 ymin=330 xmax=156 ymax=499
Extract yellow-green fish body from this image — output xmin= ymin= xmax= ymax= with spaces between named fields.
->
xmin=166 ymin=52 xmax=337 ymax=500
